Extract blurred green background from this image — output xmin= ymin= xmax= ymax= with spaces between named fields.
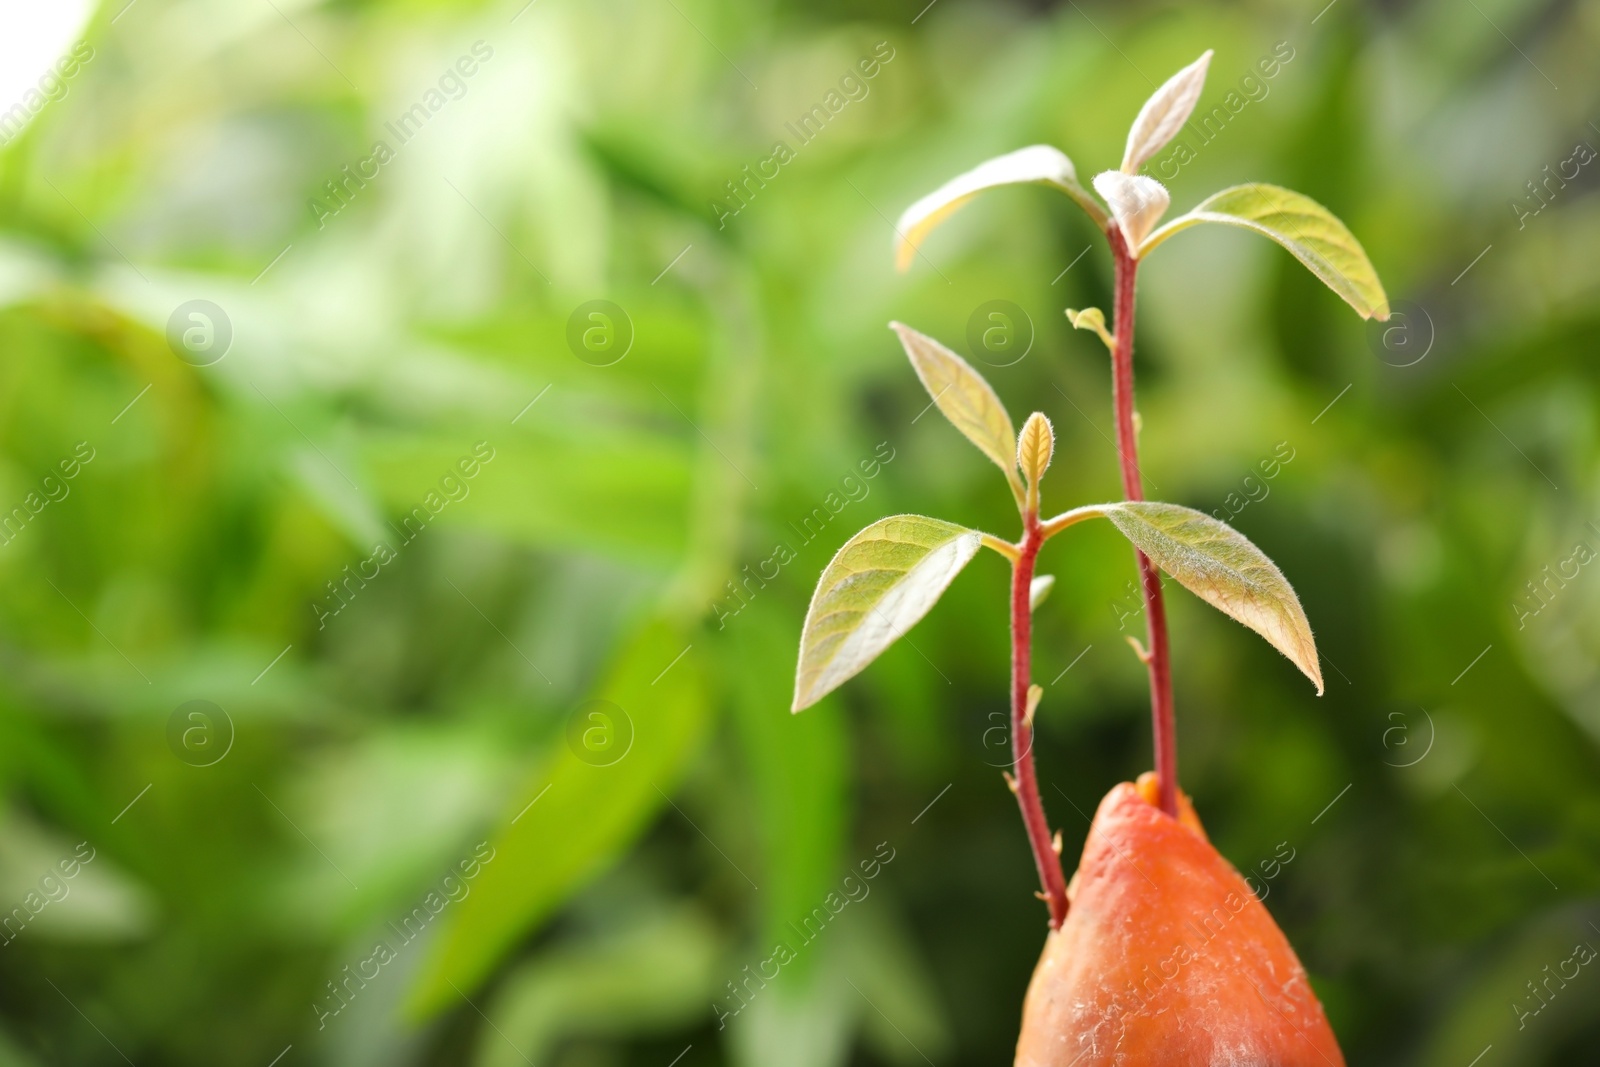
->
xmin=0 ymin=0 xmax=1598 ymax=1063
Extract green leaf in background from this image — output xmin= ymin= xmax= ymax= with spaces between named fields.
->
xmin=360 ymin=430 xmax=693 ymax=566
xmin=892 ymin=145 xmax=1106 ymax=271
xmin=407 ymin=616 xmax=710 ymax=1017
xmin=478 ymin=907 xmax=721 ymax=1067
xmin=1099 ymin=502 xmax=1324 ymax=694
xmin=837 ymin=906 xmax=952 ymax=1065
xmin=793 ymin=516 xmax=981 ymax=712
xmin=889 ymin=322 xmax=1021 ymax=496
xmin=1140 ymin=183 xmax=1389 ymax=319
xmin=730 ymin=608 xmax=847 ymax=979
xmin=728 ymin=956 xmax=853 ymax=1067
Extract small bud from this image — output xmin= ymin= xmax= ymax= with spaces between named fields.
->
xmin=1004 ymin=771 xmax=1020 ymax=795
xmin=1029 ymin=575 xmax=1055 ymax=611
xmin=1132 ymin=410 xmax=1144 ymax=436
xmin=1065 ymin=306 xmax=1115 ymax=351
xmin=1125 ymin=634 xmax=1152 ymax=664
xmin=1024 ymin=684 xmax=1043 ymax=729
xmin=1052 ymin=830 xmax=1063 ymax=855
xmin=1017 ymin=412 xmax=1055 ymax=487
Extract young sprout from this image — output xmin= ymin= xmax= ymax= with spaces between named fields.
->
xmin=792 ymin=46 xmax=1386 ymax=1065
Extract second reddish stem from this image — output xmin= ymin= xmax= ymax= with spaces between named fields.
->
xmin=1109 ymin=230 xmax=1179 ymax=820
xmin=1010 ymin=513 xmax=1070 ymax=928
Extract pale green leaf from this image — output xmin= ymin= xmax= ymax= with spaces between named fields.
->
xmin=1017 ymin=412 xmax=1054 ymax=487
xmin=1121 ymin=50 xmax=1213 ymax=174
xmin=1093 ymin=171 xmax=1170 ymax=254
xmin=889 ymin=322 xmax=1020 ymax=489
xmin=1065 ymin=307 xmax=1114 ymax=351
xmin=793 ymin=515 xmax=981 ymax=711
xmin=1102 ymin=502 xmax=1323 ymax=694
xmin=1141 ymin=183 xmax=1389 ymax=319
xmin=893 ymin=145 xmax=1105 ymax=271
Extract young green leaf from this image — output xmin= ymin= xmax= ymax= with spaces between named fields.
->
xmin=890 ymin=322 xmax=1023 ymax=498
xmin=1092 ymin=172 xmax=1170 ymax=255
xmin=1100 ymin=501 xmax=1323 ymax=694
xmin=1017 ymin=412 xmax=1054 ymax=488
xmin=1121 ymin=50 xmax=1213 ymax=174
xmin=1140 ymin=184 xmax=1389 ymax=319
xmin=1065 ymin=307 xmax=1114 ymax=351
xmin=793 ymin=515 xmax=982 ymax=711
xmin=893 ymin=145 xmax=1106 ymax=271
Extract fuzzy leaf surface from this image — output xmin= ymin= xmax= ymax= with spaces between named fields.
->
xmin=1093 ymin=172 xmax=1170 ymax=254
xmin=893 ymin=145 xmax=1104 ymax=270
xmin=1121 ymin=50 xmax=1214 ymax=173
xmin=890 ymin=322 xmax=1018 ymax=482
xmin=793 ymin=515 xmax=981 ymax=711
xmin=1103 ymin=502 xmax=1323 ymax=693
xmin=1142 ymin=184 xmax=1388 ymax=319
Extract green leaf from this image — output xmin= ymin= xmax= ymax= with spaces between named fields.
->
xmin=889 ymin=322 xmax=1021 ymax=495
xmin=1141 ymin=183 xmax=1389 ymax=320
xmin=361 ymin=429 xmax=692 ymax=565
xmin=793 ymin=515 xmax=981 ymax=712
xmin=893 ymin=145 xmax=1105 ymax=271
xmin=728 ymin=953 xmax=852 ymax=1067
xmin=407 ymin=616 xmax=710 ymax=1016
xmin=1121 ymin=50 xmax=1214 ymax=174
xmin=1101 ymin=502 xmax=1324 ymax=694
xmin=1016 ymin=412 xmax=1054 ymax=489
xmin=729 ymin=607 xmax=847 ymax=981
xmin=480 ymin=907 xmax=721 ymax=1065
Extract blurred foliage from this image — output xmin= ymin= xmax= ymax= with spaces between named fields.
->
xmin=0 ymin=0 xmax=1598 ymax=1064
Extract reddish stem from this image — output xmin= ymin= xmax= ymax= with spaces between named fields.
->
xmin=1109 ymin=230 xmax=1179 ymax=820
xmin=1011 ymin=514 xmax=1070 ymax=928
